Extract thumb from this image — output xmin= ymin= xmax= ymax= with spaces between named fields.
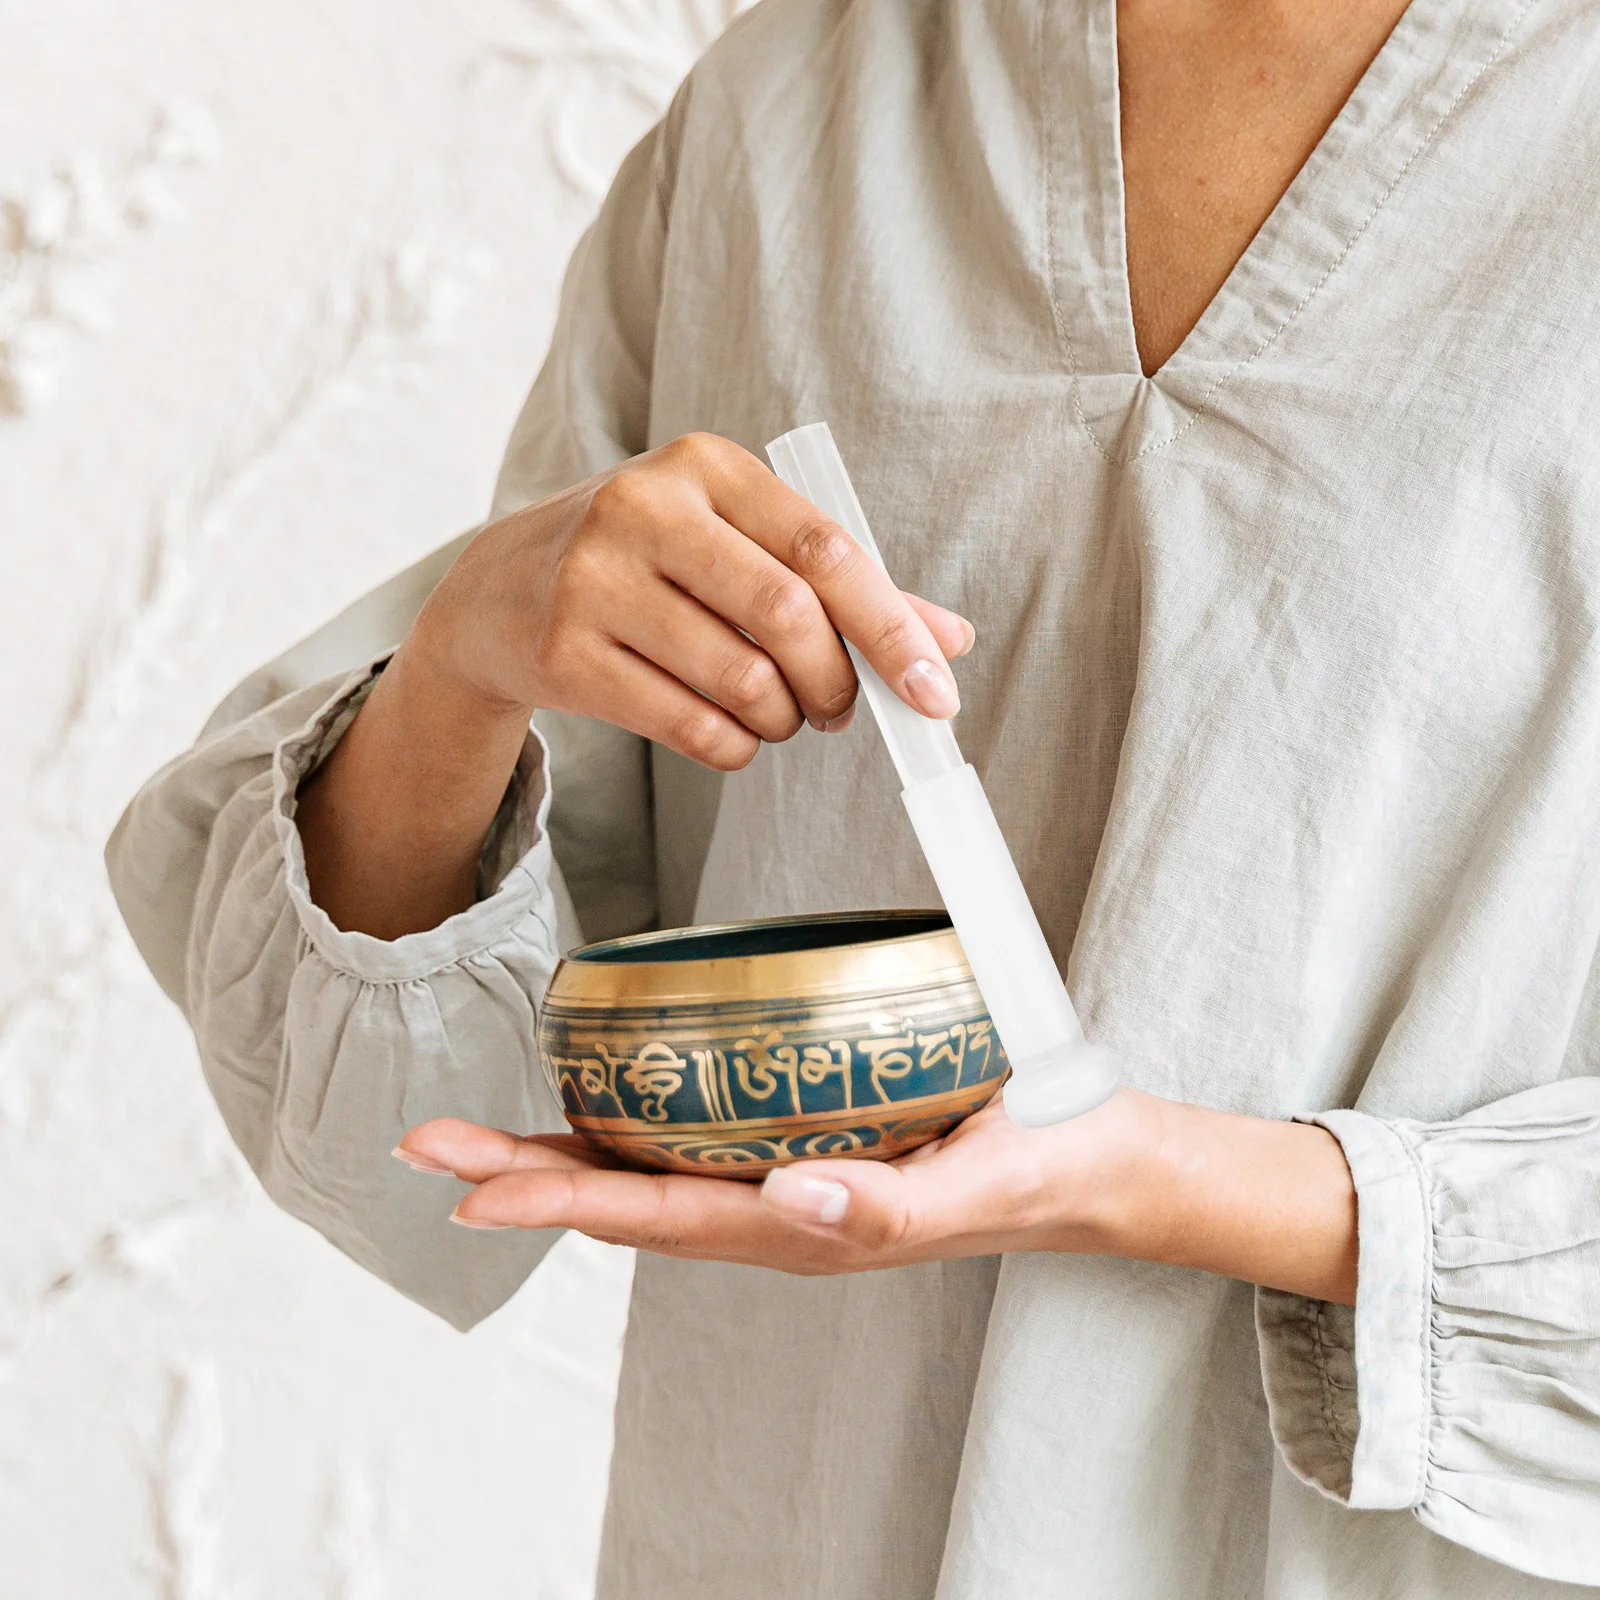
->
xmin=758 ymin=1158 xmax=913 ymax=1250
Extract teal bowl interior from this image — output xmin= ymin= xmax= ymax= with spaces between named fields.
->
xmin=568 ymin=910 xmax=953 ymax=964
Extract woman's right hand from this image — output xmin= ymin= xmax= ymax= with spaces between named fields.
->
xmin=298 ymin=432 xmax=973 ymax=938
xmin=410 ymin=431 xmax=972 ymax=772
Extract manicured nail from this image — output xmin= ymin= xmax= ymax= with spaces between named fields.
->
xmin=761 ymin=1170 xmax=850 ymax=1225
xmin=903 ymin=658 xmax=959 ymax=718
xmin=956 ymin=620 xmax=977 ymax=657
xmin=449 ymin=1206 xmax=509 ymax=1230
xmin=392 ymin=1147 xmax=454 ymax=1176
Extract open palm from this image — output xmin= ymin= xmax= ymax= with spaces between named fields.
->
xmin=396 ymin=1088 xmax=1152 ymax=1273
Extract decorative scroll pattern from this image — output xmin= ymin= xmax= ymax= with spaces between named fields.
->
xmin=540 ymin=992 xmax=1008 ymax=1175
xmin=568 ymin=1085 xmax=1003 ymax=1179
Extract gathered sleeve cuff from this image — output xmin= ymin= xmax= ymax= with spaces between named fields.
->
xmin=1256 ymin=1080 xmax=1600 ymax=1586
xmin=112 ymin=661 xmax=569 ymax=1331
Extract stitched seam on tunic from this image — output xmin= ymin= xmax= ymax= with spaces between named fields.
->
xmin=1310 ymin=1300 xmax=1357 ymax=1459
xmin=1036 ymin=0 xmax=1112 ymax=464
xmin=1394 ymin=1122 xmax=1438 ymax=1507
xmin=1064 ymin=0 xmax=1535 ymax=468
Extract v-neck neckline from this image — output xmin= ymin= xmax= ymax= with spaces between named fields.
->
xmin=1040 ymin=0 xmax=1538 ymax=462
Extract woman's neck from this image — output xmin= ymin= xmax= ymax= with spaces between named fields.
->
xmin=1117 ymin=0 xmax=1414 ymax=375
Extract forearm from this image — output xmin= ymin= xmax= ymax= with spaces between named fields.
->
xmin=297 ymin=620 xmax=533 ymax=939
xmin=1112 ymin=1091 xmax=1359 ymax=1305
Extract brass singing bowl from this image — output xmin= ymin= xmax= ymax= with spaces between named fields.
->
xmin=537 ymin=910 xmax=1010 ymax=1179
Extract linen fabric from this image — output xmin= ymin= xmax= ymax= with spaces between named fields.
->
xmin=108 ymin=0 xmax=1600 ymax=1593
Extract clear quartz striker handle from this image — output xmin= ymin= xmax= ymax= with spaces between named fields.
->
xmin=765 ymin=422 xmax=1118 ymax=1125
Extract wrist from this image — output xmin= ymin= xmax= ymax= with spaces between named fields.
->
xmin=297 ymin=604 xmax=539 ymax=940
xmin=403 ymin=591 xmax=537 ymax=733
xmin=1086 ymin=1088 xmax=1194 ymax=1261
xmin=1126 ymin=1093 xmax=1225 ymax=1267
xmin=1102 ymin=1093 xmax=1359 ymax=1303
xmin=1020 ymin=1087 xmax=1171 ymax=1258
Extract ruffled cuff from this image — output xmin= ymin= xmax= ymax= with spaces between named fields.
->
xmin=269 ymin=660 xmax=556 ymax=982
xmin=1257 ymin=1111 xmax=1431 ymax=1509
xmin=1257 ymin=1083 xmax=1600 ymax=1585
xmin=177 ymin=659 xmax=568 ymax=1329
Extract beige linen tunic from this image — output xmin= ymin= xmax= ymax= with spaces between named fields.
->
xmin=109 ymin=0 xmax=1600 ymax=1593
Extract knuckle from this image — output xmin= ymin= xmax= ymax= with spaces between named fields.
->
xmin=554 ymin=537 xmax=603 ymax=591
xmin=637 ymin=1178 xmax=692 ymax=1253
xmin=587 ymin=469 xmax=647 ymax=526
xmin=640 ymin=1233 xmax=687 ymax=1255
xmin=812 ymin=677 xmax=858 ymax=721
xmin=551 ymin=1170 xmax=582 ymax=1225
xmin=771 ymin=706 xmax=805 ymax=743
xmin=671 ymin=706 xmax=732 ymax=765
xmin=869 ymin=611 xmax=918 ymax=661
xmin=789 ymin=517 xmax=856 ymax=581
xmin=665 ymin=431 xmax=724 ymax=473
xmin=550 ymin=553 xmax=618 ymax=625
xmin=585 ymin=473 xmax=625 ymax=521
xmin=719 ymin=650 xmax=781 ymax=712
xmin=751 ymin=572 xmax=817 ymax=639
xmin=719 ymin=737 xmax=761 ymax=772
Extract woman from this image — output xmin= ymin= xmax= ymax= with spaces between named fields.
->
xmin=109 ymin=0 xmax=1600 ymax=1593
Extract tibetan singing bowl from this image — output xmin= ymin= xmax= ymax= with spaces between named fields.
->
xmin=537 ymin=910 xmax=1010 ymax=1178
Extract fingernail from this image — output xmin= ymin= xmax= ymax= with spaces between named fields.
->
xmin=903 ymin=658 xmax=959 ymax=718
xmin=957 ymin=620 xmax=977 ymax=657
xmin=392 ymin=1146 xmax=454 ymax=1176
xmin=822 ymin=707 xmax=855 ymax=733
xmin=449 ymin=1206 xmax=509 ymax=1230
xmin=761 ymin=1169 xmax=850 ymax=1225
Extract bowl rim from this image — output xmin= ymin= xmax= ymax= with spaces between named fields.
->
xmin=544 ymin=908 xmax=976 ymax=1007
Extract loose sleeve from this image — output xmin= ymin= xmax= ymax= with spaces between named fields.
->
xmin=1256 ymin=1079 xmax=1600 ymax=1586
xmin=111 ymin=661 xmax=570 ymax=1329
xmin=106 ymin=101 xmax=690 ymax=1329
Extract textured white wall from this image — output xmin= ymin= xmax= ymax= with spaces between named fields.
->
xmin=0 ymin=2 xmax=741 ymax=1593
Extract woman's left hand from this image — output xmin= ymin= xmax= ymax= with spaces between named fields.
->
xmin=395 ymin=1086 xmax=1359 ymax=1304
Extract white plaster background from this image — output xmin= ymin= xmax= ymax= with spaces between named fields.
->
xmin=0 ymin=2 xmax=743 ymax=1593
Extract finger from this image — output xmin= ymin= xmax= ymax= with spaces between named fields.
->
xmin=397 ymin=1118 xmax=613 ymax=1183
xmin=650 ymin=515 xmax=859 ymax=727
xmin=609 ymin=579 xmax=804 ymax=743
xmin=454 ymin=1164 xmax=794 ymax=1259
xmin=673 ymin=436 xmax=963 ymax=719
xmin=555 ymin=635 xmax=762 ymax=771
xmin=904 ymin=594 xmax=975 ymax=659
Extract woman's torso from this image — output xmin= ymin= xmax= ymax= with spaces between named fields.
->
xmin=588 ymin=1 xmax=1600 ymax=1593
